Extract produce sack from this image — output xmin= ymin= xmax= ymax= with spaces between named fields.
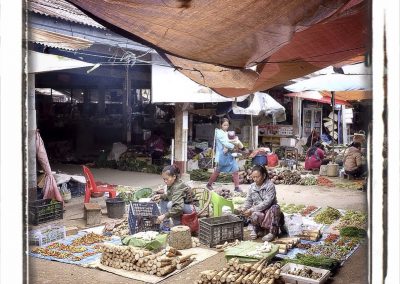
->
xmin=181 ymin=206 xmax=199 ymax=233
xmin=122 ymin=233 xmax=168 ymax=251
xmin=284 ymin=214 xmax=303 ymax=236
xmin=267 ymin=153 xmax=279 ymax=167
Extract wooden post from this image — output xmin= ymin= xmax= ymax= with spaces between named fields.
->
xmin=341 ymin=105 xmax=348 ymax=144
xmin=292 ymin=97 xmax=301 ymax=137
xmin=174 ymin=104 xmax=188 ymax=173
xmin=28 ymin=74 xmax=37 ymax=201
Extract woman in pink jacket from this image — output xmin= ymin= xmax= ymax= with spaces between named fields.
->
xmin=304 ymin=142 xmax=327 ymax=170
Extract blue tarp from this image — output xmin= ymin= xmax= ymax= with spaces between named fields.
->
xmin=29 ymin=230 xmax=122 ymax=266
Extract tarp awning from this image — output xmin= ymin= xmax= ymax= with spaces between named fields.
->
xmin=285 ymin=91 xmax=351 ymax=106
xmin=67 ymin=0 xmax=369 ymax=97
xmin=321 ymin=90 xmax=372 ymax=101
xmin=28 ymin=50 xmax=94 ymax=73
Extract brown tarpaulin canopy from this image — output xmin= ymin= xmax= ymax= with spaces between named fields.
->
xmin=67 ymin=0 xmax=369 ymax=97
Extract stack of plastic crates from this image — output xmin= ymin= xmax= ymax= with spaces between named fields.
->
xmin=199 ymin=215 xmax=243 ymax=247
xmin=29 ymin=225 xmax=66 ymax=246
xmin=128 ymin=202 xmax=160 ymax=234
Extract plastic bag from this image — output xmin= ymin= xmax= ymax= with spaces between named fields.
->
xmin=181 ymin=207 xmax=199 ymax=233
xmin=59 ymin=183 xmax=71 ymax=202
xmin=107 ymin=142 xmax=128 ymax=161
xmin=267 ymin=153 xmax=279 ymax=167
xmin=284 ymin=214 xmax=303 ymax=236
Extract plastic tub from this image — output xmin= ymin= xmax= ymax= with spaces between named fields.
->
xmin=326 ymin=164 xmax=339 ymax=177
xmin=280 ymin=263 xmax=331 ymax=284
xmin=319 ymin=165 xmax=328 ymax=176
xmin=106 ymin=197 xmax=126 ymax=219
xmin=252 ymin=154 xmax=268 ymax=166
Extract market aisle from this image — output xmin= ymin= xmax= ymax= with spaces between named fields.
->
xmin=52 ymin=163 xmax=367 ymax=212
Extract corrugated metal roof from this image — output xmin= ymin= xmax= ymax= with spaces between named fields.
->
xmin=29 ymin=28 xmax=94 ymax=51
xmin=28 ymin=0 xmax=105 ymax=29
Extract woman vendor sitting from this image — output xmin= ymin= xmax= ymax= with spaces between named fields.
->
xmin=304 ymin=142 xmax=330 ymax=170
xmin=239 ymin=165 xmax=285 ymax=242
xmin=154 ymin=165 xmax=195 ymax=230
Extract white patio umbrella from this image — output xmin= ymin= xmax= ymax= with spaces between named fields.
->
xmin=232 ymin=92 xmax=286 ymax=149
xmin=232 ymin=92 xmax=286 ymax=123
xmin=285 ymin=74 xmax=372 ymax=93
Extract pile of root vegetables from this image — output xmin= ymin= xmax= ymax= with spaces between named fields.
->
xmin=215 ymin=188 xmax=233 ymax=199
xmin=100 ymin=244 xmax=195 ymax=276
xmin=238 ymin=168 xmax=254 ymax=184
xmin=196 ymin=257 xmax=282 ymax=284
xmin=239 ymin=168 xmax=303 ymax=185
xmin=269 ymin=170 xmax=301 ymax=185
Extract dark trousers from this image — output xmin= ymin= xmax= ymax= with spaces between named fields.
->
xmin=346 ymin=165 xmax=367 ymax=178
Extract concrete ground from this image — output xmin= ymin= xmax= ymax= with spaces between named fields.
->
xmin=28 ymin=164 xmax=369 ymax=283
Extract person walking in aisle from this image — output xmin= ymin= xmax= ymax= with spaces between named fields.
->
xmin=206 ymin=118 xmax=242 ymax=192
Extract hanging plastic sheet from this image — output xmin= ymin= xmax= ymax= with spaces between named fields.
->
xmin=36 ymin=131 xmax=64 ymax=204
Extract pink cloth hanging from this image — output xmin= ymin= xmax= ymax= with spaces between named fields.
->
xmin=36 ymin=131 xmax=64 ymax=204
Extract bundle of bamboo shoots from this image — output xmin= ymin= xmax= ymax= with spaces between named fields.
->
xmin=195 ymin=257 xmax=282 ymax=284
xmin=271 ymin=237 xmax=300 ymax=254
xmin=295 ymin=229 xmax=321 ymax=241
xmin=100 ymin=244 xmax=196 ymax=276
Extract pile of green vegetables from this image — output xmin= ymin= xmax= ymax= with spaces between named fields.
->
xmin=337 ymin=210 xmax=367 ymax=229
xmin=117 ymin=187 xmax=153 ymax=203
xmin=117 ymin=158 xmax=162 ymax=174
xmin=314 ymin=207 xmax=341 ymax=224
xmin=189 ymin=169 xmax=232 ymax=183
xmin=280 ymin=203 xmax=306 ymax=214
xmin=339 ymin=226 xmax=367 ymax=238
xmin=297 ymin=175 xmax=318 ymax=186
xmin=285 ymin=253 xmax=340 ymax=271
xmin=95 ymin=151 xmax=163 ymax=174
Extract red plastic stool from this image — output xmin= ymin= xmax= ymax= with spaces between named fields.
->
xmin=82 ymin=165 xmax=117 ymax=204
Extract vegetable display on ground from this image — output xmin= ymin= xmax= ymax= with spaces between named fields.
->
xmin=314 ymin=207 xmax=341 ymax=224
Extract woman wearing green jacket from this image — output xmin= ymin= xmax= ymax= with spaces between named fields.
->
xmin=155 ymin=165 xmax=195 ymax=229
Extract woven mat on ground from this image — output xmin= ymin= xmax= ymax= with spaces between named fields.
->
xmin=96 ymin=247 xmax=218 ymax=283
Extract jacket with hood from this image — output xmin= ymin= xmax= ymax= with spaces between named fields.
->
xmin=344 ymin=146 xmax=362 ymax=172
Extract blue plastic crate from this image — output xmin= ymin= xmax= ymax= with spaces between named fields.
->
xmin=128 ymin=202 xmax=160 ymax=234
